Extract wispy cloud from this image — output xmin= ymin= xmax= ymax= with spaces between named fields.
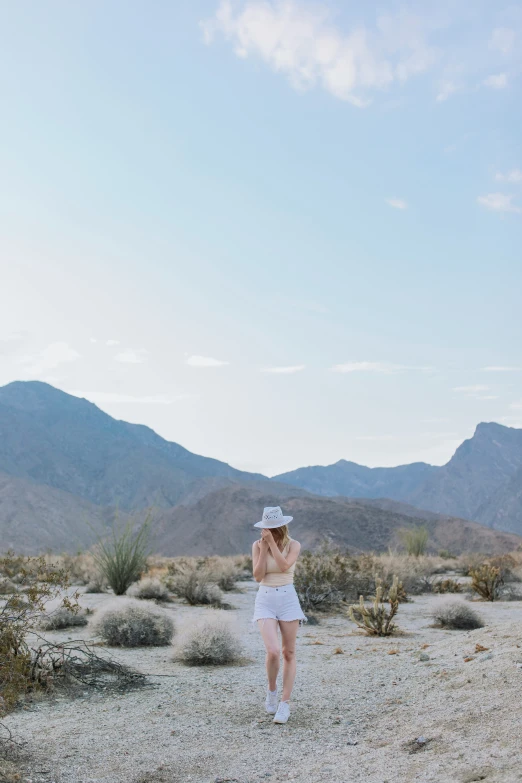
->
xmin=202 ymin=1 xmax=440 ymax=107
xmin=261 ymin=365 xmax=305 ymax=374
xmin=482 ymin=365 xmax=522 ymax=372
xmin=453 ymin=385 xmax=490 ymax=393
xmin=106 ymin=339 xmax=120 ymax=347
xmin=495 ymin=169 xmax=522 ymax=183
xmin=510 ymin=400 xmax=522 ymax=410
xmin=477 ymin=193 xmax=522 ymax=214
xmin=69 ymin=391 xmax=189 ymax=405
xmin=331 ymin=361 xmax=432 ymax=374
xmin=489 ymin=27 xmax=516 ymax=55
xmin=115 ymin=350 xmax=147 ymax=364
xmin=386 ymin=198 xmax=408 ymax=210
xmin=483 ymin=73 xmax=508 ymax=89
xmin=186 ymin=355 xmax=230 ymax=368
xmin=17 ymin=342 xmax=80 ymax=376
xmin=436 ymin=80 xmax=459 ymax=102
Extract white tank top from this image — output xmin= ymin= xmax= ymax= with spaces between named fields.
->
xmin=260 ymin=540 xmax=295 ymax=587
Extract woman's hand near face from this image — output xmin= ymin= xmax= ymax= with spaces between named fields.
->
xmin=261 ymin=529 xmax=275 ymax=548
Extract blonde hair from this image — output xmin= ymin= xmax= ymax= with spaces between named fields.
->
xmin=264 ymin=524 xmax=290 ymax=551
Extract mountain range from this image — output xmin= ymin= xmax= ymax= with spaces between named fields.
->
xmin=0 ymin=380 xmax=521 ymax=555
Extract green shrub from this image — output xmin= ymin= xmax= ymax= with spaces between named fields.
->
xmin=177 ymin=616 xmax=242 ymax=665
xmin=432 ymin=602 xmax=484 ymax=630
xmin=93 ymin=516 xmax=150 ymax=596
xmin=399 ymin=526 xmax=429 ymax=557
xmin=91 ymin=599 xmax=175 ymax=647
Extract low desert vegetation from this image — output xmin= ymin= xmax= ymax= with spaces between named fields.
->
xmin=348 ymin=576 xmax=401 ymax=636
xmin=0 ymin=551 xmax=79 ymax=716
xmin=470 ymin=563 xmax=504 ymax=601
xmin=38 ymin=606 xmax=89 ymax=631
xmin=432 ymin=578 xmax=462 ymax=594
xmin=176 ymin=615 xmax=242 ymax=666
xmin=432 ymin=601 xmax=484 ymax=630
xmin=92 ymin=516 xmax=151 ymax=596
xmin=90 ymin=599 xmax=175 ymax=647
xmin=167 ymin=566 xmax=226 ymax=608
xmin=399 ymin=525 xmax=429 ymax=557
xmin=127 ymin=577 xmax=171 ymax=602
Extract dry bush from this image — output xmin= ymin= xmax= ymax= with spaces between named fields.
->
xmin=458 ymin=553 xmax=488 ymax=576
xmin=366 ymin=553 xmax=444 ymax=596
xmin=177 ymin=615 xmax=242 ymax=666
xmin=0 ymin=552 xmax=78 ymax=716
xmin=348 ymin=576 xmax=401 ymax=636
xmin=37 ymin=607 xmax=89 ymax=631
xmin=470 ymin=563 xmax=503 ymax=601
xmin=168 ymin=568 xmax=225 ymax=607
xmin=294 ymin=548 xmax=359 ymax=612
xmin=90 ymin=599 xmax=175 ymax=647
xmin=84 ymin=576 xmax=108 ymax=594
xmin=0 ymin=578 xmax=18 ymax=595
xmin=432 ymin=578 xmax=462 ymax=594
xmin=47 ymin=552 xmax=100 ymax=586
xmin=438 ymin=549 xmax=457 ymax=560
xmin=127 ymin=578 xmax=171 ymax=602
xmin=432 ymin=601 xmax=484 ymax=630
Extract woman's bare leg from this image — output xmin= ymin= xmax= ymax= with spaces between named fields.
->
xmin=258 ymin=619 xmax=280 ymax=691
xmin=279 ymin=620 xmax=299 ymax=702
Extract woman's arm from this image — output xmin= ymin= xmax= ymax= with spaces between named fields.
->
xmin=262 ymin=530 xmax=301 ymax=572
xmin=252 ymin=540 xmax=269 ymax=583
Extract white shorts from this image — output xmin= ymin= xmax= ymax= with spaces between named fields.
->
xmin=252 ymin=584 xmax=307 ymax=624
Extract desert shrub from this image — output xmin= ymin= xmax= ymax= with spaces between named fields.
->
xmin=84 ymin=576 xmax=108 ymax=594
xmin=37 ymin=607 xmax=89 ymax=631
xmin=91 ymin=599 xmax=175 ymax=647
xmin=93 ymin=515 xmax=151 ymax=596
xmin=433 ymin=578 xmax=462 ymax=594
xmin=432 ymin=601 xmax=484 ymax=630
xmin=0 ymin=552 xmax=78 ymax=716
xmin=348 ymin=576 xmax=401 ymax=636
xmin=0 ymin=578 xmax=18 ymax=595
xmin=399 ymin=526 xmax=429 ymax=557
xmin=470 ymin=563 xmax=503 ymax=601
xmin=177 ymin=616 xmax=242 ymax=666
xmin=294 ymin=545 xmax=372 ymax=612
xmin=438 ymin=549 xmax=457 ymax=560
xmin=127 ymin=577 xmax=171 ymax=602
xmin=487 ymin=554 xmax=518 ymax=582
xmin=169 ymin=568 xmax=224 ymax=607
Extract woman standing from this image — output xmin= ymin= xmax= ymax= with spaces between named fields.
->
xmin=252 ymin=506 xmax=307 ymax=724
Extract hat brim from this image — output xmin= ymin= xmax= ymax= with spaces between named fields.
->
xmin=253 ymin=516 xmax=293 ymax=529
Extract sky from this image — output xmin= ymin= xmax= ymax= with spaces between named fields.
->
xmin=0 ymin=0 xmax=521 ymax=477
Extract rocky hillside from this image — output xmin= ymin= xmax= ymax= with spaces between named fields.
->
xmin=151 ymin=485 xmax=521 ymax=556
xmin=0 ymin=380 xmax=268 ymax=510
xmin=275 ymin=422 xmax=522 ymax=533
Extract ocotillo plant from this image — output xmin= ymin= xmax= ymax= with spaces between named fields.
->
xmin=348 ymin=576 xmax=401 ymax=636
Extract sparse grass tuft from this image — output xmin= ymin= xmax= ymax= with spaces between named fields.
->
xmin=177 ymin=615 xmax=242 ymax=666
xmin=432 ymin=601 xmax=484 ymax=630
xmin=90 ymin=599 xmax=175 ymax=647
xmin=169 ymin=568 xmax=225 ymax=607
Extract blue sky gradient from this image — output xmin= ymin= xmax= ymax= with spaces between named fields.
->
xmin=1 ymin=1 xmax=521 ymax=475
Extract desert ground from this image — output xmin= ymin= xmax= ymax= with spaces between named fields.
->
xmin=3 ymin=579 xmax=522 ymax=783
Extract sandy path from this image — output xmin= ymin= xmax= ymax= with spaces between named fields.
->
xmin=4 ymin=583 xmax=522 ymax=783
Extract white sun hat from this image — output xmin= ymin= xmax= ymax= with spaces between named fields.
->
xmin=254 ymin=506 xmax=293 ymax=529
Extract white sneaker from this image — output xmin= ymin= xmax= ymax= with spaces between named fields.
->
xmin=273 ymin=701 xmax=290 ymax=724
xmin=265 ymin=688 xmax=278 ymax=714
